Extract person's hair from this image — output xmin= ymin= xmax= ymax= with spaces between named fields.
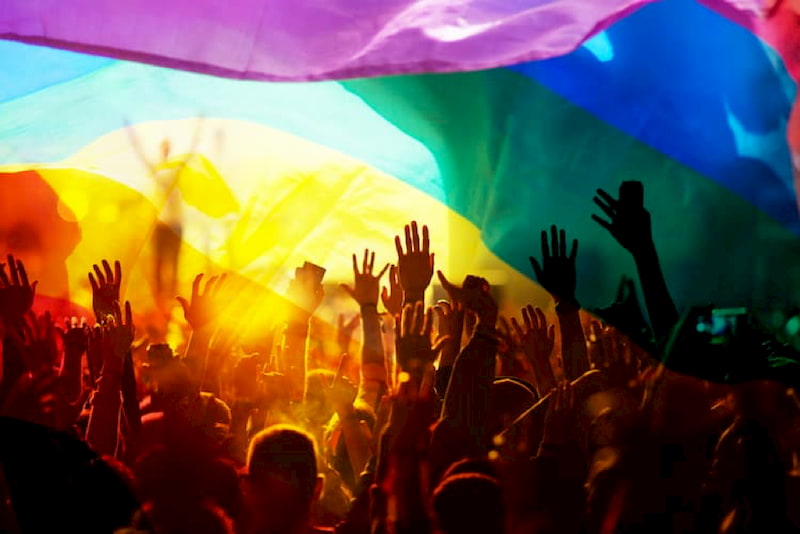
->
xmin=246 ymin=425 xmax=319 ymax=504
xmin=432 ymin=473 xmax=504 ymax=534
xmin=441 ymin=457 xmax=498 ymax=480
xmin=490 ymin=377 xmax=537 ymax=434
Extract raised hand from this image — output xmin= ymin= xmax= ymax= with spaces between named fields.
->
xmin=593 ymin=183 xmax=678 ymax=342
xmin=495 ymin=316 xmax=522 ymax=375
xmin=108 ymin=300 xmax=134 ymax=359
xmin=530 ymin=226 xmax=578 ymax=304
xmin=286 ymin=264 xmax=324 ymax=319
xmin=58 ymin=316 xmax=89 ymax=403
xmin=11 ymin=311 xmax=59 ymax=376
xmin=61 ymin=316 xmax=89 ymax=356
xmin=587 ymin=321 xmax=640 ymax=388
xmin=434 ymin=299 xmax=465 ymax=345
xmin=88 ymin=260 xmax=122 ymax=321
xmin=511 ymin=306 xmax=557 ymax=394
xmin=0 ymin=254 xmax=37 ymax=325
xmin=437 ymin=271 xmax=498 ymax=328
xmin=341 ymin=249 xmax=389 ymax=306
xmin=434 ymin=299 xmax=465 ymax=368
xmin=336 ymin=313 xmax=360 ymax=356
xmin=592 ymin=186 xmax=653 ymax=255
xmin=176 ymin=273 xmax=226 ymax=331
xmin=394 ymin=221 xmax=434 ymax=302
xmin=395 ymin=301 xmax=445 ymax=376
xmin=381 ymin=265 xmax=403 ymax=316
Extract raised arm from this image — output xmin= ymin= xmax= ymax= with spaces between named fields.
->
xmin=59 ymin=317 xmax=88 ymax=404
xmin=341 ymin=249 xmax=390 ymax=408
xmin=280 ymin=264 xmax=323 ymax=402
xmin=432 ymin=297 xmax=465 ymax=400
xmin=511 ymin=305 xmax=557 ymax=397
xmin=384 ymin=366 xmax=436 ymax=534
xmin=0 ymin=256 xmax=37 ymax=402
xmin=431 ymin=273 xmax=498 ymax=482
xmin=530 ymin=226 xmax=589 ymax=380
xmin=86 ymin=301 xmax=134 ymax=457
xmin=592 ymin=182 xmax=678 ymax=343
xmin=328 ymin=356 xmax=373 ymax=484
xmin=177 ymin=273 xmax=225 ymax=391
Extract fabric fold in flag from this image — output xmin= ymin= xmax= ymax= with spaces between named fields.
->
xmin=0 ymin=0 xmax=763 ymax=81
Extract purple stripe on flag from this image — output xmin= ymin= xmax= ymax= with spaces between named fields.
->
xmin=1 ymin=0 xmax=662 ymax=81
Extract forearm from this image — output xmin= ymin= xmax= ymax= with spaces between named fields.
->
xmin=183 ymin=327 xmax=213 ymax=384
xmin=86 ymin=375 xmax=122 ymax=456
xmin=359 ymin=305 xmax=387 ymax=408
xmin=0 ymin=338 xmax=25 ymax=406
xmin=439 ymin=325 xmax=498 ymax=451
xmin=228 ymin=401 xmax=253 ymax=464
xmin=59 ymin=349 xmax=84 ymax=403
xmin=120 ymin=350 xmax=142 ymax=444
xmin=556 ymin=301 xmax=589 ymax=381
xmin=390 ymin=455 xmax=431 ymax=534
xmin=281 ymin=320 xmax=309 ymax=402
xmin=339 ymin=409 xmax=373 ymax=481
xmin=634 ymin=243 xmax=678 ymax=343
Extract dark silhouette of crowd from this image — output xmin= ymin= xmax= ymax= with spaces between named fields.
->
xmin=1 ymin=181 xmax=799 ymax=533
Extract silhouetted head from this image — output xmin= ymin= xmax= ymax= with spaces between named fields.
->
xmin=432 ymin=473 xmax=504 ymax=534
xmin=245 ymin=425 xmax=322 ymax=533
xmin=489 ymin=377 xmax=537 ymax=436
xmin=441 ymin=457 xmax=498 ymax=481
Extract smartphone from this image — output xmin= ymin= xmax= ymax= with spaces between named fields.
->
xmin=619 ymin=181 xmax=644 ymax=208
xmin=695 ymin=307 xmax=747 ymax=345
xmin=302 ymin=261 xmax=326 ymax=285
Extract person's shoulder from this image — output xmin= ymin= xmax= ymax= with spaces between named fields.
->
xmin=308 ymin=526 xmax=335 ymax=534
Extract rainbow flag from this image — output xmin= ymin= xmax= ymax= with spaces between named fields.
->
xmin=0 ymin=0 xmax=797 ymax=336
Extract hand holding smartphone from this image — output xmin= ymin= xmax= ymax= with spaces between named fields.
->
xmin=302 ymin=261 xmax=326 ymax=286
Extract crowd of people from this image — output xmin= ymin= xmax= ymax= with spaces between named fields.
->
xmin=1 ymin=181 xmax=799 ymax=533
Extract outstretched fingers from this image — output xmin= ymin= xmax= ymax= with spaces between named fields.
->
xmin=569 ymin=238 xmax=578 ymax=261
xmin=376 ymin=263 xmax=390 ymax=280
xmin=92 ymin=264 xmax=106 ymax=287
xmin=17 ymin=259 xmax=30 ymax=289
xmin=191 ymin=273 xmax=203 ymax=302
xmin=0 ymin=263 xmax=9 ymax=287
xmin=411 ymin=221 xmax=420 ymax=252
xmin=7 ymin=255 xmax=20 ymax=286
